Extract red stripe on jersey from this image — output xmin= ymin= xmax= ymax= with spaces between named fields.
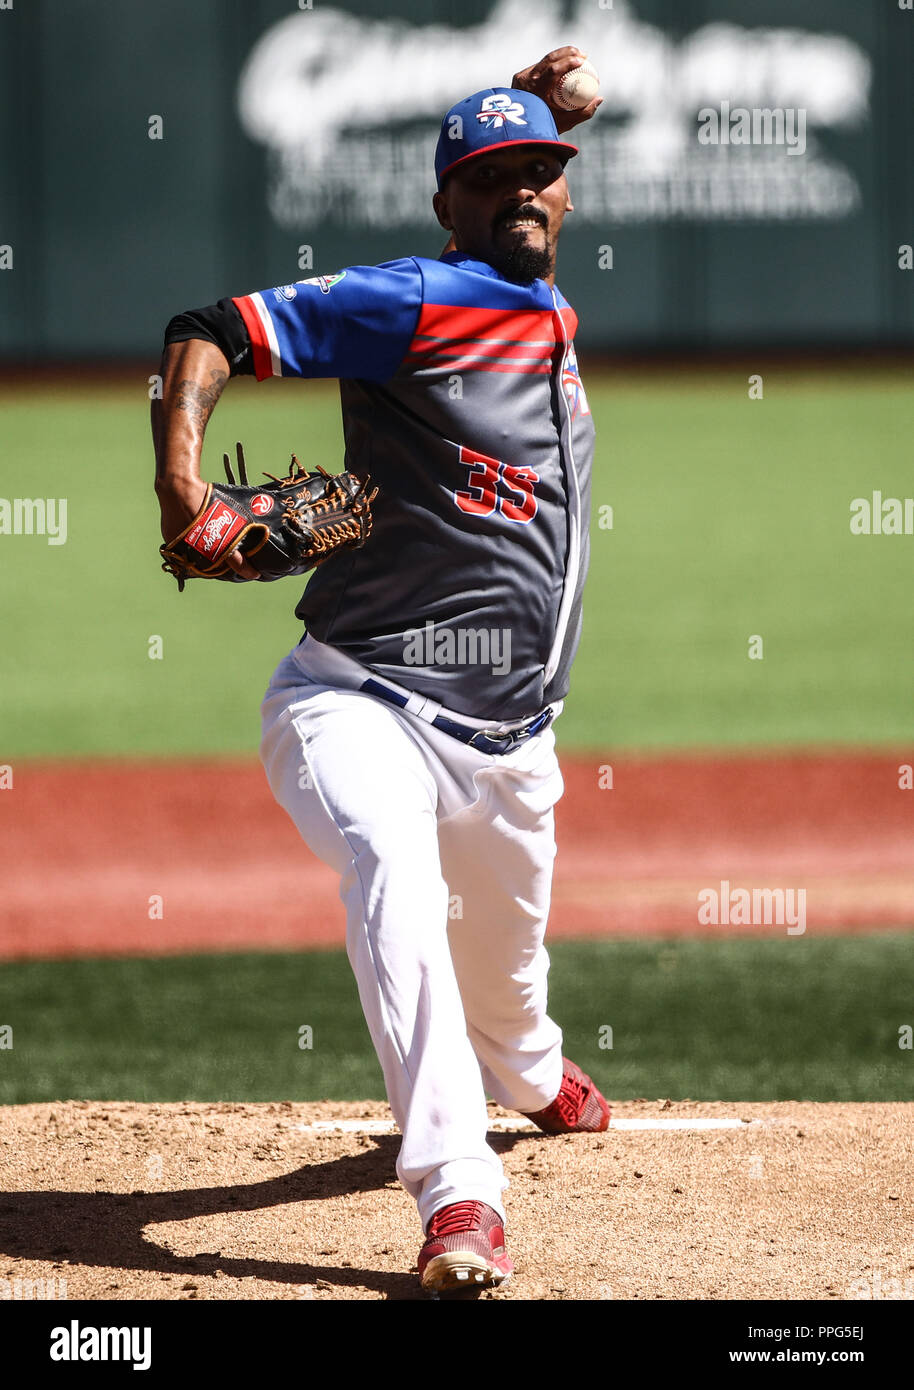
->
xmin=408 ymin=331 xmax=552 ymax=359
xmin=407 ymin=340 xmax=552 ymax=365
xmin=406 ymin=302 xmax=558 ymax=373
xmin=558 ymin=304 xmax=579 ymax=339
xmin=405 ymin=350 xmax=553 ymax=376
xmin=411 ymin=303 xmax=555 ymax=346
xmin=232 ymin=295 xmax=274 ymax=381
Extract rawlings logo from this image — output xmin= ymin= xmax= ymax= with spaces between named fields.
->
xmin=186 ymin=501 xmax=247 ymax=559
xmin=201 ymin=513 xmax=234 ymax=551
xmin=476 ymin=93 xmax=527 ymax=130
xmin=250 ymin=493 xmax=274 ymax=515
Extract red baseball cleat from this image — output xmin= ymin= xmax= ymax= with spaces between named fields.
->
xmin=418 ymin=1200 xmax=514 ymax=1292
xmin=521 ymin=1057 xmax=611 ymax=1134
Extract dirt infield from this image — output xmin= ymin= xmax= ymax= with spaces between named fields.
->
xmin=1 ymin=750 xmax=911 ymax=958
xmin=0 ymin=1100 xmax=911 ymax=1301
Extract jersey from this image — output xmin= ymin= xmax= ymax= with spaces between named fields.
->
xmin=233 ymin=252 xmax=595 ymax=722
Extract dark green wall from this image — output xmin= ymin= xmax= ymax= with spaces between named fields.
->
xmin=2 ymin=0 xmax=912 ymax=359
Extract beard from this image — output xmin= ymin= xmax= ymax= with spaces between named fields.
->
xmin=488 ymin=238 xmax=554 ymax=284
xmin=488 ymin=212 xmax=555 ymax=283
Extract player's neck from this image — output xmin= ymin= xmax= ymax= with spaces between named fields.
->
xmin=442 ymin=240 xmax=557 ymax=288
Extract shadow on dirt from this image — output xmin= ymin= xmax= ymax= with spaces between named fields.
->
xmin=0 ymin=1131 xmax=530 ymax=1302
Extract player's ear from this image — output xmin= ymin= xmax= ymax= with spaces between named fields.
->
xmin=554 ymin=167 xmax=573 ymax=215
xmin=433 ymin=190 xmax=454 ymax=232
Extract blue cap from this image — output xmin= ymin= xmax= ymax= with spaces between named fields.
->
xmin=435 ymin=88 xmax=578 ymax=191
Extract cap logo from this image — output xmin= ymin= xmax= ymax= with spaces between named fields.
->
xmin=476 ymin=93 xmax=527 ymax=130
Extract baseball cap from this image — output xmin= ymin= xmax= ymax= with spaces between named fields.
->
xmin=435 ymin=88 xmax=578 ymax=190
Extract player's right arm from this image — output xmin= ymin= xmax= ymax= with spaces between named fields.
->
xmin=153 ymin=339 xmax=227 ymax=536
xmin=152 ymin=298 xmax=260 ymax=576
xmin=153 ymin=262 xmax=421 ymax=568
xmin=230 ymin=261 xmax=421 ymax=382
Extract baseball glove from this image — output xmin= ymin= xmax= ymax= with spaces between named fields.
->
xmin=159 ymin=442 xmax=378 ymax=591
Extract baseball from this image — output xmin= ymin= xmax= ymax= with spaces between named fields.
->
xmin=552 ymin=60 xmax=600 ymax=111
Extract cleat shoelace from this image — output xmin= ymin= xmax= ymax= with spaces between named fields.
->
xmin=426 ymin=1201 xmax=485 ymax=1238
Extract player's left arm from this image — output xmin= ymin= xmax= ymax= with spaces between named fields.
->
xmin=511 ymin=45 xmax=602 ymax=132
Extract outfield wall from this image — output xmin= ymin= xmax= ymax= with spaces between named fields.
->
xmin=1 ymin=0 xmax=913 ymax=358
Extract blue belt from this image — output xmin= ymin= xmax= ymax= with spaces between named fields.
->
xmin=360 ymin=678 xmax=555 ymax=756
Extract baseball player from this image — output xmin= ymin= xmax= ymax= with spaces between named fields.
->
xmin=153 ymin=49 xmax=609 ymax=1295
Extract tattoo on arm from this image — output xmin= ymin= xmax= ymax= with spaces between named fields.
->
xmin=174 ymin=369 xmax=228 ymax=430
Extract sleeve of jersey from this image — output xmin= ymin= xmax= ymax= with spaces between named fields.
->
xmin=231 ymin=259 xmax=423 ymax=382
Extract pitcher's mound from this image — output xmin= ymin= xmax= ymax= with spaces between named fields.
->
xmin=0 ymin=1100 xmax=909 ymax=1300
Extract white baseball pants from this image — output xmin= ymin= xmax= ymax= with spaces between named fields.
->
xmin=259 ymin=635 xmax=565 ymax=1229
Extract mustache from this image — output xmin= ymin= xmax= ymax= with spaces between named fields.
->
xmin=493 ymin=205 xmax=548 ymax=233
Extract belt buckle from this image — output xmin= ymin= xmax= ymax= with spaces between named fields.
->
xmin=467 ymin=727 xmax=512 ymax=755
xmin=468 ymin=705 xmax=554 ymax=756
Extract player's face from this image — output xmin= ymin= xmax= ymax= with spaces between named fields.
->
xmin=433 ymin=147 xmax=573 ymax=284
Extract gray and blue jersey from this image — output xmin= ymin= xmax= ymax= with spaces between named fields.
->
xmin=233 ymin=251 xmax=595 ymax=721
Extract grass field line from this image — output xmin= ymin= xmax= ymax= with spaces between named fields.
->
xmin=299 ymin=1115 xmax=774 ymax=1135
xmin=5 ymin=937 xmax=914 ymax=1105
xmin=3 ymin=375 xmax=914 ymax=757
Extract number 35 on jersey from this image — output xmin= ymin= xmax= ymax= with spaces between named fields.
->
xmin=454 ymin=445 xmax=539 ymax=525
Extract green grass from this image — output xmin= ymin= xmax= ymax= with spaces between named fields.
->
xmin=0 ymin=366 xmax=912 ymax=756
xmin=1 ymin=936 xmax=911 ymax=1104
xmin=571 ymin=365 xmax=914 ymax=751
